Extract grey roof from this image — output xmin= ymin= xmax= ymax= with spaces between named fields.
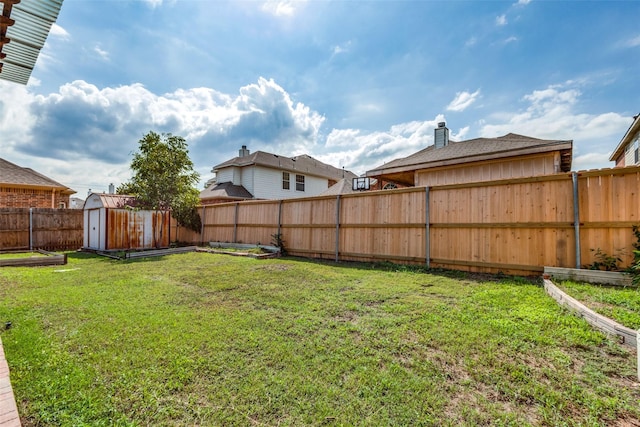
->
xmin=367 ymin=133 xmax=573 ymax=175
xmin=214 ymin=151 xmax=358 ymax=182
xmin=0 ymin=0 xmax=65 ymax=85
xmin=609 ymin=113 xmax=640 ymax=162
xmin=199 ymin=182 xmax=254 ymax=201
xmin=0 ymin=157 xmax=75 ymax=194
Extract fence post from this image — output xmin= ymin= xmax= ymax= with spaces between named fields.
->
xmin=29 ymin=208 xmax=33 ymax=251
xmin=425 ymin=186 xmax=430 ymax=268
xmin=278 ymin=200 xmax=283 ymax=239
xmin=233 ymin=203 xmax=239 ymax=243
xmin=335 ymin=195 xmax=341 ymax=262
xmin=572 ymin=172 xmax=581 ymax=268
xmin=200 ymin=205 xmax=206 ymax=246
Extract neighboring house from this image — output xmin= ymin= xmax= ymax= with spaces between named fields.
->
xmin=366 ymin=122 xmax=573 ymax=188
xmin=609 ymin=113 xmax=640 ymax=167
xmin=69 ymin=197 xmax=85 ymax=209
xmin=0 ymin=158 xmax=75 ymax=208
xmin=200 ymin=146 xmax=357 ymax=204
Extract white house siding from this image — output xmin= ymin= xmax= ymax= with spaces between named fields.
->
xmin=216 ymin=167 xmax=242 ymax=186
xmin=624 ymin=135 xmax=639 ymax=166
xmin=241 ymin=167 xmax=255 ymax=195
xmin=251 ymin=165 xmax=329 ymax=199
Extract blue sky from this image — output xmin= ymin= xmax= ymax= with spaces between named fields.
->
xmin=1 ymin=0 xmax=639 ymax=197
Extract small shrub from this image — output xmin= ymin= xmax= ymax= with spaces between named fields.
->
xmin=585 ymin=248 xmax=624 ymax=271
xmin=270 ymin=233 xmax=286 ymax=255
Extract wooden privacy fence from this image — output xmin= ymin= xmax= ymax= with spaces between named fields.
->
xmin=172 ymin=166 xmax=640 ymax=276
xmin=0 ymin=208 xmax=83 ymax=251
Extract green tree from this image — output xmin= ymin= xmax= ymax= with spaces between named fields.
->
xmin=118 ymin=131 xmax=201 ymax=244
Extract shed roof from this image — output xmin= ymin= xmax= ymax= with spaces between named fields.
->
xmin=367 ymin=133 xmax=573 ymax=181
xmin=214 ymin=151 xmax=357 ymax=182
xmin=0 ymin=0 xmax=65 ymax=85
xmin=0 ymin=157 xmax=74 ymax=194
xmin=82 ymin=193 xmax=137 ymax=210
xmin=609 ymin=113 xmax=640 ymax=162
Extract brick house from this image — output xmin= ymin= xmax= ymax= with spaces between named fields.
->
xmin=0 ymin=158 xmax=75 ymax=208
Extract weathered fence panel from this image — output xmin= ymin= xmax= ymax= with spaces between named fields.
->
xmin=0 ymin=209 xmax=83 ymax=251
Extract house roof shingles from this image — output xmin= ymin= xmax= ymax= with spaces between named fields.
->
xmin=367 ymin=133 xmax=573 ymax=177
xmin=214 ymin=151 xmax=357 ymax=182
xmin=199 ymin=182 xmax=254 ymax=201
xmin=0 ymin=158 xmax=75 ymax=194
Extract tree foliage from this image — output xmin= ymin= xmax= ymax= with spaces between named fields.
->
xmin=117 ymin=131 xmax=201 ymax=232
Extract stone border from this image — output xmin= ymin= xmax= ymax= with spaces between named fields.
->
xmin=543 ymin=277 xmax=637 ymax=348
xmin=0 ymin=337 xmax=20 ymax=426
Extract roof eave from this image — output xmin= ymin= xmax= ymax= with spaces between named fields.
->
xmin=0 ymin=181 xmax=75 ymax=194
xmin=366 ymin=141 xmax=573 ymax=177
xmin=609 ymin=114 xmax=640 ymax=162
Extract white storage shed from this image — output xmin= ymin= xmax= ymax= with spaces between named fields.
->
xmin=83 ymin=193 xmax=170 ymax=251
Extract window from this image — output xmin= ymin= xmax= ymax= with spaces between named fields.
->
xmin=282 ymin=172 xmax=290 ymax=190
xmin=634 ymin=139 xmax=639 ymax=164
xmin=296 ymin=174 xmax=305 ymax=192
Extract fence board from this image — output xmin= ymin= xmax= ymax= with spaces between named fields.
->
xmin=0 ymin=209 xmax=83 ymax=251
xmin=5 ymin=167 xmax=638 ymax=275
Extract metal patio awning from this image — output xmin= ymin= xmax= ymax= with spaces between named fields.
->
xmin=0 ymin=0 xmax=64 ymax=85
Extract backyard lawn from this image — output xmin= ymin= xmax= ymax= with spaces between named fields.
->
xmin=0 ymin=252 xmax=638 ymax=426
xmin=557 ymin=280 xmax=640 ymax=330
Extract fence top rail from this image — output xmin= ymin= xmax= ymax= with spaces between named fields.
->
xmin=576 ymin=165 xmax=640 ymax=178
xmin=192 ymin=166 xmax=640 ymax=209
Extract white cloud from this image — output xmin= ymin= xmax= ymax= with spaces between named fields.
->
xmin=496 ymin=15 xmax=507 ymax=26
xmin=504 ymin=36 xmax=518 ymax=44
xmin=626 ymin=35 xmax=640 ymax=48
xmin=1 ymin=77 xmax=327 ymax=193
xmin=446 ymin=90 xmax=481 ymax=112
xmin=479 ymin=82 xmax=631 ymax=170
xmin=94 ymin=46 xmax=109 ymax=61
xmin=49 ymin=23 xmax=70 ymax=40
xmin=321 ymin=116 xmax=445 ymax=175
xmin=332 ymin=41 xmax=352 ymax=56
xmin=465 ymin=37 xmax=477 ymax=47
xmin=262 ymin=1 xmax=305 ymax=17
xmin=573 ymin=152 xmax=612 ymax=171
xmin=517 ymin=0 xmax=532 ymax=5
xmin=143 ymin=0 xmax=163 ymax=8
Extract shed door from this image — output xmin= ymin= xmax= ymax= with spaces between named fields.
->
xmin=88 ymin=209 xmax=100 ymax=249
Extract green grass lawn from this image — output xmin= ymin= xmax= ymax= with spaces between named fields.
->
xmin=556 ymin=280 xmax=640 ymax=330
xmin=0 ymin=252 xmax=638 ymax=426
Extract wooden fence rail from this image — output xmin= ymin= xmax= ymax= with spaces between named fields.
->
xmin=171 ymin=166 xmax=640 ymax=276
xmin=2 ymin=166 xmax=638 ymax=275
xmin=0 ymin=208 xmax=83 ymax=251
